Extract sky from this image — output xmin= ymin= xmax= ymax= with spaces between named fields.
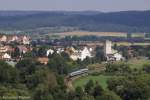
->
xmin=0 ymin=0 xmax=150 ymax=12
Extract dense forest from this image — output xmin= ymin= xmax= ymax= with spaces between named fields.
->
xmin=0 ymin=11 xmax=150 ymax=33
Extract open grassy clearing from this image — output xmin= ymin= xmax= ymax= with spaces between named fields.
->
xmin=132 ymin=43 xmax=150 ymax=46
xmin=132 ymin=33 xmax=145 ymax=38
xmin=72 ymin=75 xmax=112 ymax=90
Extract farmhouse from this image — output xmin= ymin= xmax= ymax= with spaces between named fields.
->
xmin=46 ymin=49 xmax=54 ymax=56
xmin=1 ymin=53 xmax=11 ymax=60
xmin=70 ymin=47 xmax=93 ymax=61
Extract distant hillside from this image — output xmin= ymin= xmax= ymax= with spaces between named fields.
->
xmin=0 ymin=10 xmax=150 ymax=33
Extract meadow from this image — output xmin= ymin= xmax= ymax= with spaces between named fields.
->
xmin=48 ymin=31 xmax=127 ymax=37
xmin=48 ymin=31 xmax=146 ymax=38
xmin=72 ymin=59 xmax=150 ymax=89
xmin=72 ymin=75 xmax=111 ymax=90
xmin=113 ymin=42 xmax=150 ymax=46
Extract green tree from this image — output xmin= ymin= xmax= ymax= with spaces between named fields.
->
xmin=108 ymin=75 xmax=150 ymax=100
xmin=85 ymin=80 xmax=94 ymax=94
xmin=95 ymin=46 xmax=106 ymax=62
xmin=16 ymin=59 xmax=36 ymax=74
xmin=93 ymin=84 xmax=103 ymax=97
xmin=48 ymin=54 xmax=69 ymax=75
xmin=16 ymin=59 xmax=37 ymax=84
xmin=75 ymin=86 xmax=84 ymax=99
xmin=143 ymin=64 xmax=150 ymax=73
xmin=105 ymin=63 xmax=131 ymax=75
xmin=23 ymin=51 xmax=34 ymax=58
xmin=127 ymin=33 xmax=132 ymax=38
xmin=0 ymin=61 xmax=19 ymax=83
xmin=81 ymin=95 xmax=95 ymax=100
xmin=13 ymin=47 xmax=20 ymax=58
xmin=38 ymin=47 xmax=46 ymax=57
xmin=121 ymin=47 xmax=130 ymax=60
xmin=33 ymin=84 xmax=52 ymax=100
xmin=96 ymin=91 xmax=121 ymax=100
xmin=113 ymin=43 xmax=118 ymax=50
xmin=61 ymin=52 xmax=71 ymax=61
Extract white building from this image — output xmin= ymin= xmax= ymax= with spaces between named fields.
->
xmin=104 ymin=40 xmax=112 ymax=55
xmin=56 ymin=48 xmax=64 ymax=54
xmin=0 ymin=35 xmax=7 ymax=42
xmin=70 ymin=47 xmax=93 ymax=61
xmin=114 ymin=53 xmax=123 ymax=61
xmin=0 ymin=46 xmax=8 ymax=53
xmin=46 ymin=49 xmax=54 ymax=56
xmin=70 ymin=53 xmax=80 ymax=61
xmin=79 ymin=47 xmax=92 ymax=61
xmin=22 ymin=36 xmax=30 ymax=45
xmin=2 ymin=53 xmax=11 ymax=60
xmin=11 ymin=36 xmax=19 ymax=42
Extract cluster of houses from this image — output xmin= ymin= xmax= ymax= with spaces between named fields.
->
xmin=69 ymin=47 xmax=93 ymax=61
xmin=0 ymin=34 xmax=30 ymax=45
xmin=48 ymin=40 xmax=124 ymax=62
xmin=38 ymin=46 xmax=94 ymax=64
xmin=0 ymin=46 xmax=12 ymax=60
xmin=0 ymin=45 xmax=31 ymax=61
xmin=46 ymin=46 xmax=94 ymax=61
xmin=39 ymin=40 xmax=124 ymax=64
xmin=0 ymin=34 xmax=30 ymax=61
xmin=0 ymin=34 xmax=124 ymax=65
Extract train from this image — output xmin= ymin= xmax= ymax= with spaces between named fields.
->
xmin=69 ymin=68 xmax=89 ymax=77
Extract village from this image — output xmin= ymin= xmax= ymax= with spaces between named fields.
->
xmin=0 ymin=34 xmax=30 ymax=60
xmin=0 ymin=34 xmax=126 ymax=66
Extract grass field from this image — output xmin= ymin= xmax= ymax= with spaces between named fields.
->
xmin=72 ymin=75 xmax=112 ymax=89
xmin=48 ymin=31 xmax=127 ymax=37
xmin=48 ymin=31 xmax=147 ymax=38
xmin=132 ymin=33 xmax=145 ymax=38
xmin=114 ymin=42 xmax=150 ymax=46
xmin=47 ymin=31 xmax=150 ymax=46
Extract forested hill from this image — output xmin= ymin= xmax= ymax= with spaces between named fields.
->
xmin=0 ymin=10 xmax=150 ymax=32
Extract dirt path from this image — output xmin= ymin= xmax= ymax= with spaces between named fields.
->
xmin=65 ymin=75 xmax=85 ymax=91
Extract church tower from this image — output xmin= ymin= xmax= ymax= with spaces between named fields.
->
xmin=104 ymin=40 xmax=112 ymax=55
